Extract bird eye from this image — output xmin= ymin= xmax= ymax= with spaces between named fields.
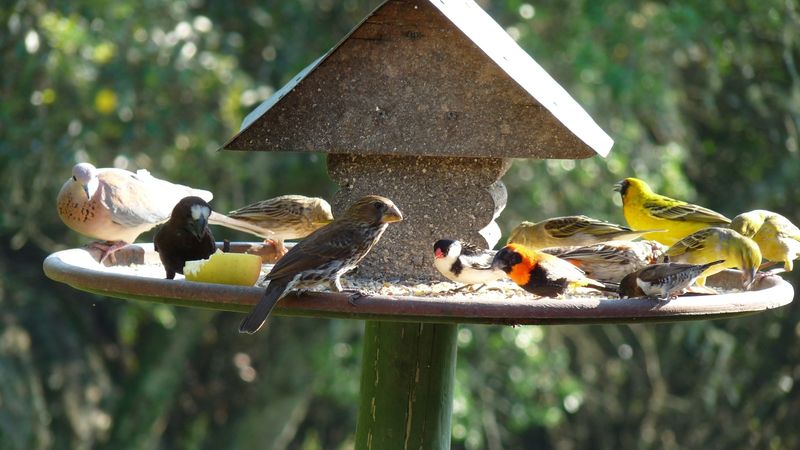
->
xmin=373 ymin=201 xmax=383 ymax=210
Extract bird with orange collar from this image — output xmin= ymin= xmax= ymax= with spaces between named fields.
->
xmin=491 ymin=243 xmax=618 ymax=298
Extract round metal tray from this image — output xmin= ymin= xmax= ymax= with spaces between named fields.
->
xmin=43 ymin=243 xmax=794 ymax=325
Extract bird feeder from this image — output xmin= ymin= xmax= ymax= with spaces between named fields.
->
xmin=44 ymin=1 xmax=793 ymax=449
xmin=223 ymin=0 xmax=612 ymax=279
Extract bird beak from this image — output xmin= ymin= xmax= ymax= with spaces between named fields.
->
xmin=742 ymin=267 xmax=757 ymax=290
xmin=83 ymin=177 xmax=99 ymax=199
xmin=612 ymin=181 xmax=623 ymax=193
xmin=434 ymin=248 xmax=444 ymax=259
xmin=313 ymin=219 xmax=334 ymax=226
xmin=192 ymin=216 xmax=208 ymax=240
xmin=381 ymin=206 xmax=403 ymax=223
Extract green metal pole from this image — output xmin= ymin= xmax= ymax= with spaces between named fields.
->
xmin=355 ymin=321 xmax=458 ymax=450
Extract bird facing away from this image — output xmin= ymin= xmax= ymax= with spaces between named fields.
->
xmin=506 ymin=215 xmax=656 ymax=249
xmin=57 ymin=162 xmax=271 ymax=261
xmin=541 ymin=240 xmax=667 ymax=283
xmin=432 ymin=239 xmax=506 ymax=286
xmin=491 ymin=243 xmax=618 ymax=298
xmin=228 ymin=195 xmax=334 ymax=255
xmin=238 ymin=195 xmax=403 ymax=334
xmin=664 ymin=227 xmax=761 ymax=289
xmin=731 ymin=210 xmax=800 ymax=271
xmin=614 ymin=177 xmax=731 ymax=246
xmin=619 ymin=260 xmax=725 ymax=300
xmin=153 ymin=196 xmax=217 ymax=279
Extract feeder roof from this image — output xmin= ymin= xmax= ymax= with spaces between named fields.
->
xmin=224 ymin=0 xmax=613 ymax=159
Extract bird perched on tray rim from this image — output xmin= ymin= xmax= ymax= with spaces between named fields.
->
xmin=153 ymin=196 xmax=217 ymax=280
xmin=239 ymin=195 xmax=403 ymax=334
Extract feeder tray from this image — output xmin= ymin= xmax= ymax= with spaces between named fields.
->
xmin=43 ymin=243 xmax=794 ymax=325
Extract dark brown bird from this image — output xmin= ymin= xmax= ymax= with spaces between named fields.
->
xmin=154 ymin=196 xmax=217 ymax=279
xmin=239 ymin=195 xmax=403 ymax=334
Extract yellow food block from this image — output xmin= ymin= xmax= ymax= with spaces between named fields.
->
xmin=183 ymin=250 xmax=262 ymax=286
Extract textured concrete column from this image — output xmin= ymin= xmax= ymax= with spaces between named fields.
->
xmin=328 ymin=153 xmax=509 ymax=279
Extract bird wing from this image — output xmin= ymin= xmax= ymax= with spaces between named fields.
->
xmin=134 ymin=169 xmax=213 ymax=202
xmin=544 ymin=215 xmax=631 ymax=238
xmin=557 ymin=243 xmax=635 ymax=264
xmin=98 ymin=170 xmax=172 ymax=227
xmin=462 ymin=250 xmax=496 ymax=270
xmin=537 ymin=252 xmax=589 ymax=277
xmin=229 ymin=196 xmax=306 ymax=220
xmin=543 ymin=216 xmax=595 ymax=237
xmin=636 ymin=263 xmax=698 ymax=283
xmin=264 ymin=222 xmax=362 ymax=280
xmin=644 ymin=200 xmax=730 ymax=224
xmin=768 ymin=215 xmax=800 ymax=241
xmin=665 ymin=228 xmax=711 ymax=256
xmin=98 ymin=168 xmax=213 ymax=227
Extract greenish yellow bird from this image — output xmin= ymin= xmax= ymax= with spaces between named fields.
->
xmin=731 ymin=210 xmax=800 ymax=271
xmin=615 ymin=177 xmax=731 ymax=246
xmin=664 ymin=227 xmax=761 ymax=289
xmin=507 ymin=215 xmax=655 ymax=249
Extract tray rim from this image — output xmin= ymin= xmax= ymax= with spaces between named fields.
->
xmin=43 ymin=243 xmax=795 ymax=325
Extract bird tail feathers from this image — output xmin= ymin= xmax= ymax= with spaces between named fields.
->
xmin=584 ymin=279 xmax=620 ymax=293
xmin=209 ymin=212 xmax=274 ymax=239
xmin=239 ymin=278 xmax=290 ymax=334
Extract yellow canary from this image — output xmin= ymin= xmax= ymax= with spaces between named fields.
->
xmin=507 ymin=215 xmax=655 ymax=249
xmin=664 ymin=227 xmax=761 ymax=289
xmin=731 ymin=210 xmax=800 ymax=271
xmin=614 ymin=178 xmax=731 ymax=246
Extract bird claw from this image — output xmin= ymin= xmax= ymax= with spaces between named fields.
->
xmin=446 ymin=283 xmax=485 ymax=294
xmin=343 ymin=289 xmax=369 ymax=306
xmin=88 ymin=240 xmax=129 ymax=265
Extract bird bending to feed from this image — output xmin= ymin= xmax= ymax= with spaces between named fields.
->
xmin=153 ymin=196 xmax=217 ymax=279
xmin=614 ymin=177 xmax=731 ymax=246
xmin=506 ymin=215 xmax=656 ymax=249
xmin=542 ymin=240 xmax=667 ymax=283
xmin=57 ymin=162 xmax=271 ymax=262
xmin=619 ymin=260 xmax=725 ymax=300
xmin=731 ymin=210 xmax=800 ymax=271
xmin=239 ymin=195 xmax=403 ymax=334
xmin=664 ymin=227 xmax=761 ymax=289
xmin=228 ymin=195 xmax=334 ymax=257
xmin=491 ymin=243 xmax=618 ymax=298
xmin=432 ymin=239 xmax=505 ymax=289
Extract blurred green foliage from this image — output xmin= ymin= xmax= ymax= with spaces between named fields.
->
xmin=1 ymin=0 xmax=799 ymax=449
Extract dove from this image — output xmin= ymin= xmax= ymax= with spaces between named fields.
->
xmin=57 ymin=162 xmax=270 ymax=261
